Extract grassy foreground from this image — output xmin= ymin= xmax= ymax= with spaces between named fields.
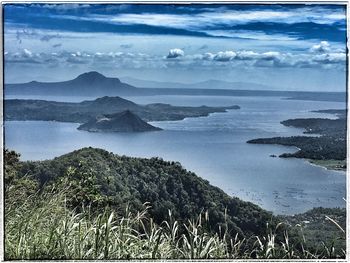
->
xmin=5 ymin=187 xmax=346 ymax=260
xmin=4 ymin=148 xmax=346 ymax=260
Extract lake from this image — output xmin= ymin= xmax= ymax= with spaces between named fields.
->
xmin=4 ymin=95 xmax=346 ymax=215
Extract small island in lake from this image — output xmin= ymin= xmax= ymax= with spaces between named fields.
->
xmin=78 ymin=110 xmax=162 ymax=132
xmin=5 ymin=96 xmax=240 ymax=133
xmin=248 ymin=109 xmax=346 ymax=171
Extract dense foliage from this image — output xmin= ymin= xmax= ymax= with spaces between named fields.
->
xmin=280 ymin=207 xmax=346 ymax=252
xmin=282 ymin=117 xmax=346 ymax=138
xmin=4 ymin=149 xmax=345 ymax=260
xmin=247 ymin=111 xmax=346 ymax=163
xmin=16 ymin=147 xmax=273 ymax=238
xmin=248 ymin=135 xmax=346 ymax=160
xmin=5 ymin=96 xmax=239 ymax=123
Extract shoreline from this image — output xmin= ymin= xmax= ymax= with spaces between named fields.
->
xmin=306 ymin=159 xmax=346 ymax=172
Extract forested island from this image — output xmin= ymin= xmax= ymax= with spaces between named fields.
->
xmin=4 ymin=147 xmax=345 ymax=259
xmin=247 ymin=109 xmax=346 ymax=170
xmin=5 ymin=96 xmax=239 ymax=132
xmin=77 ymin=110 xmax=162 ymax=132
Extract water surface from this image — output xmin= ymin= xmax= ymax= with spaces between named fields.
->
xmin=5 ymin=95 xmax=346 ymax=215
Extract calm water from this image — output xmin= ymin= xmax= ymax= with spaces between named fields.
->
xmin=5 ymin=95 xmax=346 ymax=215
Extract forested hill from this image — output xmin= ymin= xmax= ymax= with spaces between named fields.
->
xmin=247 ymin=110 xmax=346 ymax=168
xmin=5 ymin=148 xmax=346 ymax=259
xmin=5 ymin=96 xmax=239 ymax=123
xmin=16 ymin=147 xmax=273 ymax=237
xmin=77 ymin=110 xmax=162 ymax=132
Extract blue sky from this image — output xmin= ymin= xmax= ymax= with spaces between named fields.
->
xmin=4 ymin=4 xmax=347 ymax=91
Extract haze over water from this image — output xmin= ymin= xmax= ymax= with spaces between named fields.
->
xmin=5 ymin=95 xmax=346 ymax=215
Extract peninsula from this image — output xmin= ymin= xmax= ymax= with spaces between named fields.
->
xmin=247 ymin=109 xmax=346 ymax=170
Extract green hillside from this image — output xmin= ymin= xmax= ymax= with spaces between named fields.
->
xmin=16 ymin=147 xmax=273 ymax=237
xmin=4 ymin=148 xmax=345 ymax=259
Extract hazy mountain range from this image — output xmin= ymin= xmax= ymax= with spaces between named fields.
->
xmin=6 ymin=71 xmax=346 ymax=102
xmin=120 ymin=76 xmax=275 ymax=90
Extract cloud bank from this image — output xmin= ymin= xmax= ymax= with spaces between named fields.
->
xmin=5 ymin=41 xmax=345 ymax=71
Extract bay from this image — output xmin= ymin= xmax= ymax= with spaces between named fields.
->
xmin=4 ymin=95 xmax=346 ymax=215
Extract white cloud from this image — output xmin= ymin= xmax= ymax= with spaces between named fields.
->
xmin=202 ymin=52 xmax=215 ymax=60
xmin=235 ymin=51 xmax=260 ymax=60
xmin=4 ymin=41 xmax=346 ymax=70
xmin=166 ymin=48 xmax=184 ymax=59
xmin=200 ymin=50 xmax=283 ymax=63
xmin=87 ymin=6 xmax=345 ymax=32
xmin=23 ymin=48 xmax=33 ymax=58
xmin=313 ymin=52 xmax=346 ymax=64
xmin=213 ymin=51 xmax=236 ymax=61
xmin=203 ymin=30 xmax=299 ymax=41
xmin=187 ymin=44 xmax=345 ymax=69
xmin=261 ymin=51 xmax=281 ymax=61
xmin=41 ymin=4 xmax=91 ymax=10
xmin=310 ymin=41 xmax=331 ymax=53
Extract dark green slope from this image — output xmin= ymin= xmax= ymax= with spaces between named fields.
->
xmin=5 ymin=96 xmax=239 ymax=123
xmin=20 ymin=147 xmax=273 ymax=237
xmin=247 ymin=110 xmax=346 ymax=162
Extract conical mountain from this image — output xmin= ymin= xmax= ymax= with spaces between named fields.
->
xmin=73 ymin=71 xmax=113 ymax=83
xmin=78 ymin=110 xmax=162 ymax=132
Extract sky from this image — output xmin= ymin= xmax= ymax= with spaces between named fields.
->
xmin=4 ymin=3 xmax=347 ymax=91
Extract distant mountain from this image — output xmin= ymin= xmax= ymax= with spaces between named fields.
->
xmin=121 ymin=76 xmax=274 ymax=90
xmin=6 ymin=71 xmax=345 ymax=102
xmin=6 ymin=71 xmax=138 ymax=96
xmin=78 ymin=110 xmax=162 ymax=132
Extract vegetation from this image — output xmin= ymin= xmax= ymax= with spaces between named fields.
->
xmin=77 ymin=110 xmax=162 ymax=132
xmin=4 ymin=148 xmax=346 ymax=259
xmin=5 ymin=96 xmax=239 ymax=124
xmin=247 ymin=110 xmax=346 ymax=169
xmin=281 ymin=117 xmax=345 ymax=137
xmin=279 ymin=207 xmax=346 ymax=254
xmin=14 ymin=147 xmax=273 ymax=238
xmin=248 ymin=135 xmax=346 ymax=161
xmin=309 ymin=159 xmax=346 ymax=171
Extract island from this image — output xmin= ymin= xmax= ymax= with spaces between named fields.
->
xmin=77 ymin=110 xmax=162 ymax=132
xmin=247 ymin=109 xmax=346 ymax=171
xmin=5 ymin=96 xmax=240 ymax=132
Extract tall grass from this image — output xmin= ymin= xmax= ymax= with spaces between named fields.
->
xmin=4 ymin=188 xmax=346 ymax=260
